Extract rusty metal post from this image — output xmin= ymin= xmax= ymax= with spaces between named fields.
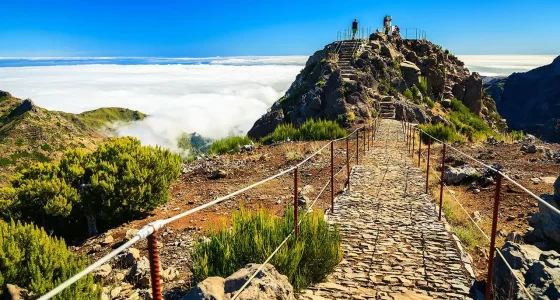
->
xmin=412 ymin=128 xmax=415 ymax=158
xmin=147 ymin=233 xmax=163 ymax=300
xmin=485 ymin=174 xmax=503 ymax=300
xmin=356 ymin=130 xmax=359 ymax=165
xmin=367 ymin=125 xmax=370 ymax=151
xmin=294 ymin=167 xmax=299 ymax=238
xmin=330 ymin=141 xmax=334 ymax=213
xmin=363 ymin=127 xmax=366 ymax=153
xmin=426 ymin=137 xmax=431 ymax=193
xmin=438 ymin=144 xmax=446 ymax=221
xmin=346 ymin=138 xmax=350 ymax=190
xmin=418 ymin=130 xmax=422 ymax=167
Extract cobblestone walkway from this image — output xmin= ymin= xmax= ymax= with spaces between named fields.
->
xmin=299 ymin=119 xmax=473 ymax=300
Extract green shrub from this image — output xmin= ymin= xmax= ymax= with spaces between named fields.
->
xmin=0 ymin=220 xmax=100 ymax=299
xmin=262 ymin=119 xmax=347 ymax=143
xmin=510 ymin=130 xmax=525 ymax=141
xmin=403 ymin=89 xmax=414 ymax=101
xmin=191 ymin=208 xmax=342 ymax=290
xmin=316 ymin=80 xmax=326 ymax=87
xmin=410 ymin=85 xmax=420 ymax=98
xmin=15 ymin=138 xmax=24 ymax=146
xmin=7 ymin=137 xmax=181 ymax=238
xmin=40 ymin=144 xmax=52 ymax=151
xmin=448 ymin=98 xmax=494 ymax=141
xmin=425 ymin=97 xmax=435 ymax=108
xmin=420 ymin=123 xmax=465 ymax=144
xmin=346 ymin=111 xmax=356 ymax=121
xmin=209 ymin=136 xmax=252 ymax=155
xmin=418 ymin=77 xmax=428 ymax=94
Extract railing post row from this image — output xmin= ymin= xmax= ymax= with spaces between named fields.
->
xmin=418 ymin=130 xmax=421 ymax=167
xmin=356 ymin=130 xmax=359 ymax=165
xmin=438 ymin=144 xmax=446 ymax=221
xmin=147 ymin=233 xmax=163 ymax=300
xmin=346 ymin=138 xmax=350 ymax=191
xmin=294 ymin=167 xmax=299 ymax=239
xmin=485 ymin=174 xmax=503 ymax=300
xmin=412 ymin=127 xmax=415 ymax=158
xmin=330 ymin=141 xmax=334 ymax=213
xmin=426 ymin=136 xmax=431 ymax=193
xmin=363 ymin=127 xmax=366 ymax=153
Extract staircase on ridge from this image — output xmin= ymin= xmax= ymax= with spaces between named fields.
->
xmin=337 ymin=40 xmax=362 ymax=80
xmin=378 ymin=97 xmax=396 ymax=119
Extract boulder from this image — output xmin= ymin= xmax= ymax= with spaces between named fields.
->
xmin=443 ymin=165 xmax=480 ymax=185
xmin=441 ymin=99 xmax=452 ymax=108
xmin=298 ymin=185 xmax=314 ymax=208
xmin=493 ymin=242 xmax=560 ymax=299
xmin=522 ymin=134 xmax=537 ymax=144
xmin=555 ymin=176 xmax=560 ymax=201
xmin=400 ymin=61 xmax=421 ymax=87
xmin=462 ymin=73 xmax=483 ymax=115
xmin=527 ymin=144 xmax=538 ymax=154
xmin=128 ymin=256 xmax=151 ymax=287
xmin=527 ymin=193 xmax=560 ymax=249
xmin=431 ymin=115 xmax=448 ymax=125
xmin=360 ymin=50 xmax=371 ymax=60
xmin=101 ymin=234 xmax=114 ymax=245
xmin=183 ymin=277 xmax=227 ymax=300
xmin=381 ymin=42 xmax=398 ymax=61
xmin=369 ymin=41 xmax=381 ymax=52
xmin=183 ymin=263 xmax=294 ymax=300
xmin=161 ymin=267 xmax=180 ymax=282
xmin=8 ymin=99 xmax=37 ymax=118
xmin=0 ymin=90 xmax=11 ymax=98
xmin=247 ymin=109 xmax=285 ymax=139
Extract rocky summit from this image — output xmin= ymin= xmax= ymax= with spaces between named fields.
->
xmin=248 ymin=32 xmax=503 ymax=139
xmin=487 ymin=55 xmax=560 ymax=142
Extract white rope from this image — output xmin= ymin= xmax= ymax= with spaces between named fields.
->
xmin=418 ymin=128 xmax=560 ymax=217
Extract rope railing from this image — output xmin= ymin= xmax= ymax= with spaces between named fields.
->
xmin=403 ymin=117 xmax=550 ymax=300
xmin=39 ymin=115 xmax=380 ymax=300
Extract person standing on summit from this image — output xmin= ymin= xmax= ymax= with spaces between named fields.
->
xmin=351 ymin=19 xmax=358 ymax=39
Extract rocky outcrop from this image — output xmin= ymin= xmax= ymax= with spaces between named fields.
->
xmin=183 ymin=263 xmax=294 ymax=300
xmin=526 ymin=178 xmax=560 ymax=250
xmin=493 ymin=242 xmax=560 ymax=300
xmin=400 ymin=61 xmax=421 ymax=87
xmin=489 ymin=55 xmax=560 ymax=142
xmin=8 ymin=99 xmax=37 ymax=118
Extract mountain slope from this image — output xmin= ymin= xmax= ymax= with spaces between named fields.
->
xmin=0 ymin=90 xmax=146 ymax=184
xmin=248 ymin=33 xmax=504 ymax=139
xmin=487 ymin=56 xmax=560 ymax=142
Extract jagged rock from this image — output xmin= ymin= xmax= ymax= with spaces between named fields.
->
xmin=117 ymin=248 xmax=141 ymax=268
xmin=298 ymin=185 xmax=314 ymax=208
xmin=101 ymin=235 xmax=114 ymax=245
xmin=247 ymin=109 xmax=285 ymax=139
xmin=161 ymin=267 xmax=180 ymax=282
xmin=506 ymin=231 xmax=523 ymax=243
xmin=555 ymin=176 xmax=560 ymax=201
xmin=452 ymin=83 xmax=466 ymax=100
xmin=431 ymin=115 xmax=448 ymax=125
xmin=527 ymin=144 xmax=538 ymax=153
xmin=0 ymin=90 xmax=11 ymax=98
xmin=527 ymin=193 xmax=560 ymax=249
xmin=93 ymin=264 xmax=113 ymax=281
xmin=400 ymin=61 xmax=421 ymax=87
xmin=380 ymin=42 xmax=398 ymax=61
xmin=6 ymin=284 xmax=32 ymax=300
xmin=128 ymin=256 xmax=151 ymax=286
xmin=183 ymin=277 xmax=227 ymax=300
xmin=443 ymin=165 xmax=480 ymax=185
xmin=183 ymin=264 xmax=294 ymax=300
xmin=493 ymin=242 xmax=560 ymax=299
xmin=405 ymin=51 xmax=418 ymax=64
xmin=462 ymin=72 xmax=484 ymax=115
xmin=522 ymin=134 xmax=537 ymax=144
xmin=8 ymin=99 xmax=37 ymax=118
xmin=441 ymin=99 xmax=452 ymax=108
xmin=471 ymin=211 xmax=482 ymax=222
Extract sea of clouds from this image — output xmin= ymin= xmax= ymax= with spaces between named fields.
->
xmin=0 ymin=55 xmax=555 ymax=151
xmin=458 ymin=55 xmax=557 ymax=76
xmin=0 ymin=57 xmax=307 ymax=150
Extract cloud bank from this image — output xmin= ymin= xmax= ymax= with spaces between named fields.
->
xmin=458 ymin=55 xmax=556 ymax=76
xmin=0 ymin=59 xmax=304 ymax=150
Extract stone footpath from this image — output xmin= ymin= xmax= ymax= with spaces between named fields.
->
xmin=299 ymin=119 xmax=473 ymax=300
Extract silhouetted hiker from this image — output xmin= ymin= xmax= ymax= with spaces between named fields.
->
xmin=352 ymin=19 xmax=358 ymax=39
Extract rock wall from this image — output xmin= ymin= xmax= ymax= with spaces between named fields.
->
xmin=489 ymin=56 xmax=560 ymax=142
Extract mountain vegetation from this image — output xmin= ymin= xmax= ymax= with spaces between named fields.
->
xmin=0 ymin=220 xmax=99 ymax=299
xmin=1 ymin=136 xmax=181 ymax=238
xmin=0 ymin=91 xmax=146 ymax=185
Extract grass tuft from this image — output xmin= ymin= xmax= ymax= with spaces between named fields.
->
xmin=209 ymin=136 xmax=252 ymax=155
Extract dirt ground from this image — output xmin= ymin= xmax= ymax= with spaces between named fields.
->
xmin=418 ymin=139 xmax=560 ymax=279
xmin=75 ymin=134 xmax=370 ymax=292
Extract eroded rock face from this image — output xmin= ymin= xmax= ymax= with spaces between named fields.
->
xmin=527 ymin=190 xmax=560 ymax=250
xmin=400 ymin=61 xmax=421 ymax=87
xmin=462 ymin=73 xmax=483 ymax=115
xmin=183 ymin=263 xmax=294 ymax=300
xmin=493 ymin=242 xmax=560 ymax=300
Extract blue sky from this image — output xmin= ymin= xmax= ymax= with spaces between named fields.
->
xmin=0 ymin=0 xmax=559 ymax=57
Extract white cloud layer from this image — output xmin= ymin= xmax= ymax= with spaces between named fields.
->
xmin=0 ymin=60 xmax=304 ymax=150
xmin=458 ymin=55 xmax=556 ymax=76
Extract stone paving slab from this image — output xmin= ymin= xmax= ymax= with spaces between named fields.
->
xmin=299 ymin=119 xmax=473 ymax=300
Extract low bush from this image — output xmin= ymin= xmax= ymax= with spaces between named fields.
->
xmin=0 ymin=220 xmax=99 ymax=299
xmin=403 ymin=88 xmax=414 ymax=101
xmin=424 ymin=96 xmax=435 ymax=108
xmin=418 ymin=76 xmax=428 ymax=94
xmin=510 ymin=130 xmax=525 ymax=141
xmin=191 ymin=208 xmax=342 ymax=290
xmin=209 ymin=136 xmax=252 ymax=155
xmin=420 ymin=123 xmax=465 ymax=144
xmin=448 ymin=98 xmax=495 ymax=141
xmin=315 ymin=80 xmax=325 ymax=87
xmin=262 ymin=119 xmax=346 ymax=143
